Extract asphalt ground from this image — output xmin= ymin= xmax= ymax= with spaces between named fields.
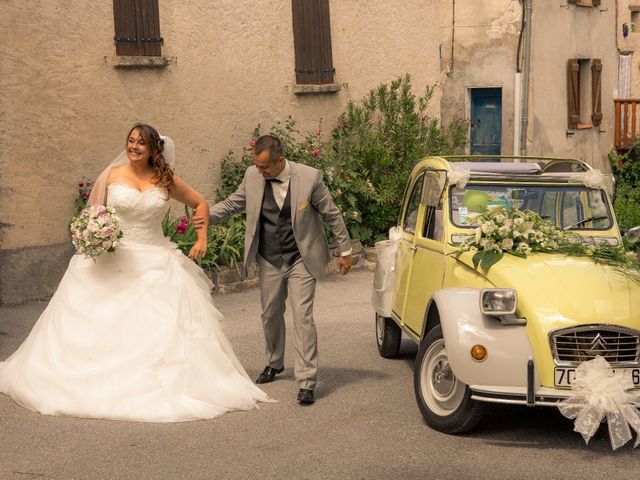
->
xmin=1 ymin=269 xmax=638 ymax=480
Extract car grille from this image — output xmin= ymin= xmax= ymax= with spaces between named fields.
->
xmin=550 ymin=325 xmax=640 ymax=367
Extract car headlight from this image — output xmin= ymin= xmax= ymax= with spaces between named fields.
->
xmin=480 ymin=289 xmax=517 ymax=315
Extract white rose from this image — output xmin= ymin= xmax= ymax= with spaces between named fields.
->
xmin=501 ymin=238 xmax=514 ymax=250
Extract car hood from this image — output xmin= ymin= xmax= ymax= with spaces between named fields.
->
xmin=456 ymin=252 xmax=640 ymax=330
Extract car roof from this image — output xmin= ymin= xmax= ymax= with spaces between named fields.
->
xmin=415 ymin=155 xmax=596 ymax=184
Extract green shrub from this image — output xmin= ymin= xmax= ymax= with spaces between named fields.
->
xmin=610 ymin=147 xmax=640 ymax=230
xmin=162 ymin=207 xmax=245 ymax=270
xmin=220 ymin=74 xmax=468 ymax=246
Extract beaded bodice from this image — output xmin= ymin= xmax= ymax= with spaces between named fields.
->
xmin=107 ymin=183 xmax=170 ymax=245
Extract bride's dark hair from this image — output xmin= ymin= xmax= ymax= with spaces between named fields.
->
xmin=127 ymin=123 xmax=174 ymax=190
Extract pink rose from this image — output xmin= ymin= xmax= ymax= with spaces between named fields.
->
xmin=100 ymin=227 xmax=113 ymax=237
xmin=312 ymin=149 xmax=320 ymax=157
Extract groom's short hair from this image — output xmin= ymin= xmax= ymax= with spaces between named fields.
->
xmin=254 ymin=135 xmax=283 ymax=163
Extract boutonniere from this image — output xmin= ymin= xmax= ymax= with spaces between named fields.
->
xmin=297 ymin=201 xmax=309 ymax=212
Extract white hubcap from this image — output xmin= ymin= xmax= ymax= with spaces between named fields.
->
xmin=419 ymin=338 xmax=466 ymax=416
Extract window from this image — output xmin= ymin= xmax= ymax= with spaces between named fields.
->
xmin=567 ymin=58 xmax=602 ymax=129
xmin=567 ymin=0 xmax=601 ymax=7
xmin=113 ymin=0 xmax=162 ymax=56
xmin=449 ymin=184 xmax=612 ymax=231
xmin=631 ymin=9 xmax=640 ymax=32
xmin=422 ymin=170 xmax=447 ymax=241
xmin=291 ymin=0 xmax=335 ymax=85
xmin=402 ymin=172 xmax=425 ymax=234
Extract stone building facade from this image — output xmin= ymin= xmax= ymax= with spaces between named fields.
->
xmin=438 ymin=0 xmax=616 ymax=170
xmin=0 ymin=0 xmax=440 ymax=304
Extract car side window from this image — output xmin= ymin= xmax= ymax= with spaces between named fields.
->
xmin=402 ymin=172 xmax=425 ymax=234
xmin=422 ymin=170 xmax=447 ymax=241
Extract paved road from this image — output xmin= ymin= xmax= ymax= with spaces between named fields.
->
xmin=0 ymin=269 xmax=637 ymax=480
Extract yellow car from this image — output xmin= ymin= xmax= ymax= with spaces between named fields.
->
xmin=373 ymin=156 xmax=640 ymax=433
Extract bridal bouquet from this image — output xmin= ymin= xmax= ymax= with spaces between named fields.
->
xmin=69 ymin=205 xmax=123 ymax=260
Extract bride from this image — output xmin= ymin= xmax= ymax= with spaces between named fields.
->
xmin=0 ymin=123 xmax=273 ymax=422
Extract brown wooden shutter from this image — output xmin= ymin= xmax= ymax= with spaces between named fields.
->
xmin=567 ymin=59 xmax=580 ymax=129
xmin=292 ymin=0 xmax=335 ymax=85
xmin=113 ymin=0 xmax=162 ymax=56
xmin=591 ymin=59 xmax=602 ymax=126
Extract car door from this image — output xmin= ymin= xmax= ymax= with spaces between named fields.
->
xmin=392 ymin=170 xmax=425 ymax=322
xmin=401 ymin=170 xmax=447 ymax=338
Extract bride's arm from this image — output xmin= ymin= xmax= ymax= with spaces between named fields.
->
xmin=170 ymin=176 xmax=209 ymax=260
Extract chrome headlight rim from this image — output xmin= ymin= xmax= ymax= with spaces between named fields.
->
xmin=479 ymin=288 xmax=517 ymax=316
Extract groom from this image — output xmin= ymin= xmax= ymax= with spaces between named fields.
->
xmin=195 ymin=135 xmax=352 ymax=405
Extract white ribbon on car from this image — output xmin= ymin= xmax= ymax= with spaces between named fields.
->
xmin=573 ymin=169 xmax=615 ymax=198
xmin=558 ymin=356 xmax=640 ymax=450
xmin=448 ymin=166 xmax=471 ymax=189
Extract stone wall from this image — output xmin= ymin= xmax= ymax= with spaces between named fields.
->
xmin=0 ymin=0 xmax=439 ymax=304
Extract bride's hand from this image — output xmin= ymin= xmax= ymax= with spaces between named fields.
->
xmin=188 ymin=239 xmax=207 ymax=260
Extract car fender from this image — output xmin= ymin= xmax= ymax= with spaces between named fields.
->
xmin=430 ymin=288 xmax=536 ymax=388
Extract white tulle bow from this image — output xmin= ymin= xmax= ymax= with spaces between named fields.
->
xmin=574 ymin=169 xmax=615 ymax=198
xmin=558 ymin=356 xmax=640 ymax=449
xmin=448 ymin=166 xmax=471 ymax=189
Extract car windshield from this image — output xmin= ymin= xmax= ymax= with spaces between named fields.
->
xmin=450 ymin=183 xmax=613 ymax=230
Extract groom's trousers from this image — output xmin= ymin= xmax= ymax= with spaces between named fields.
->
xmin=257 ymin=254 xmax=318 ymax=390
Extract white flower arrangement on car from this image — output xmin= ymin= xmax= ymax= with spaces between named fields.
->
xmin=455 ymin=205 xmax=640 ymax=281
xmin=69 ymin=205 xmax=123 ymax=260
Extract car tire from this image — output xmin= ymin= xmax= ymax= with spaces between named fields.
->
xmin=414 ymin=325 xmax=484 ymax=434
xmin=375 ymin=312 xmax=401 ymax=358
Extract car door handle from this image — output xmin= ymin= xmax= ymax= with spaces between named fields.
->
xmin=409 ymin=245 xmax=417 ymax=252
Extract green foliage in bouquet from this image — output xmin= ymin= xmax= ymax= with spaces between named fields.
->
xmin=454 ymin=205 xmax=640 ymax=283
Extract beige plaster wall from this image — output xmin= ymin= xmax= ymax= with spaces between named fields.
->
xmin=438 ymin=0 xmax=522 ymax=154
xmin=0 ymin=0 xmax=440 ymax=304
xmin=528 ymin=1 xmax=616 ymax=171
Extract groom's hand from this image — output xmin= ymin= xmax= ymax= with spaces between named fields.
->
xmin=191 ymin=215 xmax=205 ymax=230
xmin=338 ymin=255 xmax=353 ymax=275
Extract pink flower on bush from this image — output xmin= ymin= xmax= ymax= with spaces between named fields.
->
xmin=176 ymin=215 xmax=189 ymax=235
xmin=312 ymin=149 xmax=320 ymax=157
xmin=248 ymin=138 xmax=257 ymax=149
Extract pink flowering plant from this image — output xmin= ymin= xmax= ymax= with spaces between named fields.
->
xmin=73 ymin=177 xmax=92 ymax=217
xmin=161 ymin=207 xmax=245 ymax=270
xmin=69 ymin=205 xmax=123 ymax=260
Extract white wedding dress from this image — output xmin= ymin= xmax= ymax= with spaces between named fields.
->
xmin=0 ymin=183 xmax=272 ymax=422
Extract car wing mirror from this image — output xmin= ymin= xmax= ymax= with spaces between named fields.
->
xmin=624 ymin=226 xmax=640 ymax=245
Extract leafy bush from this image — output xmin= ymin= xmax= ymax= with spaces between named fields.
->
xmin=220 ymin=74 xmax=468 ymax=245
xmin=162 ymin=207 xmax=245 ymax=270
xmin=610 ymin=147 xmax=640 ymax=233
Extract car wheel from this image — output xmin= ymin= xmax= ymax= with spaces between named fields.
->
xmin=414 ymin=325 xmax=484 ymax=433
xmin=375 ymin=312 xmax=401 ymax=358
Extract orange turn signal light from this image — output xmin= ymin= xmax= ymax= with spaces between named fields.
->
xmin=471 ymin=345 xmax=487 ymax=362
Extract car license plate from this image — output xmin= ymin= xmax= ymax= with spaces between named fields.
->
xmin=554 ymin=367 xmax=640 ymax=387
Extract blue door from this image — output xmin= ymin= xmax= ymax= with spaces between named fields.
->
xmin=470 ymin=88 xmax=502 ymax=155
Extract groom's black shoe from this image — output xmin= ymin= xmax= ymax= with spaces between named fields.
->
xmin=255 ymin=366 xmax=284 ymax=384
xmin=297 ymin=388 xmax=315 ymax=405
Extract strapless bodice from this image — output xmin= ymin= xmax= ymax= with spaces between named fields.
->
xmin=107 ymin=183 xmax=170 ymax=245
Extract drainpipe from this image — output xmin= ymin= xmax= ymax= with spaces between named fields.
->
xmin=519 ymin=0 xmax=532 ymax=156
xmin=514 ymin=73 xmax=522 ymax=156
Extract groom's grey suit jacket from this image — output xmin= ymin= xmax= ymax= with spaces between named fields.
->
xmin=209 ymin=161 xmax=351 ymax=279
